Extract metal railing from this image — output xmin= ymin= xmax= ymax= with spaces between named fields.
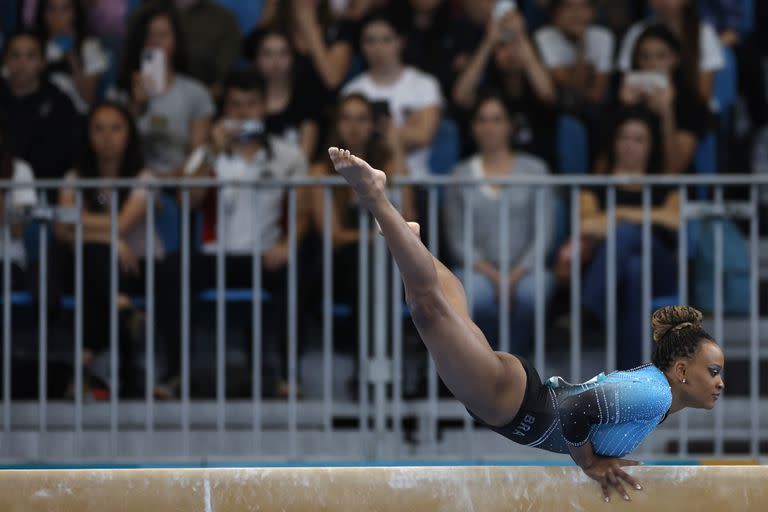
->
xmin=0 ymin=174 xmax=765 ymax=462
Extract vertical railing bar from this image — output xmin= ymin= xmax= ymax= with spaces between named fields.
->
xmin=74 ymin=189 xmax=84 ymax=457
xmin=498 ymin=187 xmax=510 ymax=355
xmin=37 ymin=199 xmax=49 ymax=456
xmin=2 ymin=190 xmax=11 ymax=456
xmin=287 ymin=187 xmax=298 ymax=459
xmin=534 ymin=187 xmax=546 ymax=374
xmin=109 ymin=188 xmax=119 ymax=458
xmin=251 ymin=183 xmax=262 ymax=455
xmin=216 ymin=186 xmax=226 ymax=453
xmin=570 ymin=186 xmax=582 ymax=382
xmin=749 ymin=185 xmax=760 ymax=457
xmin=358 ymin=209 xmax=370 ymax=454
xmin=145 ymin=184 xmax=156 ymax=453
xmin=713 ymin=186 xmax=724 ymax=457
xmin=180 ymin=189 xmax=191 ymax=456
xmin=677 ymin=184 xmax=689 ymax=456
xmin=322 ymin=186 xmax=333 ymax=445
xmin=606 ymin=186 xmax=616 ymax=373
xmin=426 ymin=186 xmax=439 ymax=453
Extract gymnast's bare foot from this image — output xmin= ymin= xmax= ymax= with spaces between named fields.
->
xmin=328 ymin=147 xmax=387 ymax=205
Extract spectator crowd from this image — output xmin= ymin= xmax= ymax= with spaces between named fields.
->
xmin=0 ymin=0 xmax=766 ymax=399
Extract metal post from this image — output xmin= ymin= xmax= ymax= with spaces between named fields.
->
xmin=180 ymin=189 xmax=191 ymax=457
xmin=109 ymin=189 xmax=119 ymax=458
xmin=677 ymin=185 xmax=689 ymax=456
xmin=322 ymin=186 xmax=333 ymax=446
xmin=605 ymin=187 xmax=616 ymax=373
xmin=570 ymin=186 xmax=582 ymax=382
xmin=713 ymin=186 xmax=724 ymax=456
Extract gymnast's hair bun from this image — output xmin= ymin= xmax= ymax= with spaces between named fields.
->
xmin=651 ymin=306 xmax=703 ymax=343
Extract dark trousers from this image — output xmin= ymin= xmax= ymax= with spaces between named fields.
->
xmin=581 ymin=224 xmax=678 ymax=370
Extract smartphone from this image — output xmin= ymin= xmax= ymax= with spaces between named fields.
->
xmin=492 ymin=0 xmax=517 ymax=21
xmin=236 ymin=120 xmax=265 ymax=142
xmin=53 ymin=34 xmax=74 ymax=53
xmin=625 ymin=71 xmax=670 ymax=93
xmin=141 ymin=47 xmax=166 ymax=97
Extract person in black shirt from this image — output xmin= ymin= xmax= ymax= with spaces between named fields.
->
xmin=249 ymin=30 xmax=320 ymax=161
xmin=452 ymin=8 xmax=558 ymax=164
xmin=617 ymin=25 xmax=709 ymax=175
xmin=0 ymin=31 xmax=81 ymax=189
xmin=555 ymin=107 xmax=679 ymax=370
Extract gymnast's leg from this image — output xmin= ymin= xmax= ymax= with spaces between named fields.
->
xmin=328 ymin=147 xmax=526 ymax=427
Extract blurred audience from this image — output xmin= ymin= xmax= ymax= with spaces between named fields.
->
xmin=343 ymin=11 xmax=442 ymax=178
xmin=126 ymin=0 xmax=241 ymax=100
xmin=0 ymin=31 xmax=81 ymax=188
xmin=183 ymin=70 xmax=310 ymax=397
xmin=443 ymin=94 xmax=555 ymax=354
xmin=249 ymin=30 xmax=320 ymax=161
xmin=617 ymin=0 xmax=724 ymax=101
xmin=617 ymin=25 xmax=708 ymax=174
xmin=54 ymin=101 xmax=176 ymax=398
xmin=555 ymin=107 xmax=679 ymax=370
xmin=115 ymin=4 xmax=213 ymax=176
xmin=34 ymin=0 xmax=109 ymax=113
xmin=453 ymin=7 xmax=557 ymax=163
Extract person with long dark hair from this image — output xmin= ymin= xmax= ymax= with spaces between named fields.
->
xmin=115 ymin=5 xmax=213 ymax=176
xmin=33 ymin=0 xmax=109 ymax=113
xmin=616 ymin=0 xmax=724 ymax=101
xmin=307 ymin=94 xmax=413 ymax=351
xmin=453 ymin=7 xmax=557 ymax=163
xmin=617 ymin=25 xmax=708 ymax=174
xmin=555 ymin=106 xmax=680 ymax=370
xmin=250 ymin=30 xmax=320 ymax=161
xmin=247 ymin=0 xmax=355 ymax=96
xmin=443 ymin=93 xmax=555 ymax=355
xmin=55 ymin=102 xmax=177 ymax=398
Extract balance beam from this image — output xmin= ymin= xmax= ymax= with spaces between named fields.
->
xmin=0 ymin=466 xmax=766 ymax=511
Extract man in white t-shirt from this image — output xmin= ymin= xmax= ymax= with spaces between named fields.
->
xmin=183 ymin=70 xmax=309 ymax=396
xmin=341 ymin=12 xmax=442 ymax=178
xmin=534 ymin=0 xmax=614 ymax=106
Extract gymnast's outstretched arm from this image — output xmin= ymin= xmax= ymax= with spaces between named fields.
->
xmin=328 ymin=147 xmax=527 ymax=427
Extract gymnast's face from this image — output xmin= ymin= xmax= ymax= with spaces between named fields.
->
xmin=681 ymin=341 xmax=725 ymax=410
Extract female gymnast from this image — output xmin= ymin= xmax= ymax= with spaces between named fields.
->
xmin=327 ymin=147 xmax=726 ymax=503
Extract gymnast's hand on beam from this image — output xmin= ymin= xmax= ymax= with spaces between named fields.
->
xmin=581 ymin=455 xmax=642 ymax=503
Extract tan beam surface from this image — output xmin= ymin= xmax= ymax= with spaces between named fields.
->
xmin=0 ymin=465 xmax=766 ymax=511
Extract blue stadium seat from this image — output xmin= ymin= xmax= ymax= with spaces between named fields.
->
xmin=215 ymin=0 xmax=265 ymax=34
xmin=429 ymin=118 xmax=460 ymax=175
xmin=694 ymin=132 xmax=717 ymax=199
xmin=557 ymin=115 xmax=589 ymax=174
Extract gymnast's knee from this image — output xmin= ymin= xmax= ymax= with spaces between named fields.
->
xmin=406 ymin=288 xmax=450 ymax=322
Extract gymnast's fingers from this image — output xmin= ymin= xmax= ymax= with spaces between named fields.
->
xmin=617 ymin=458 xmax=641 ymax=467
xmin=608 ymin=471 xmax=630 ymax=502
xmin=601 ymin=481 xmax=611 ymax=503
xmin=616 ymin=468 xmax=643 ymax=491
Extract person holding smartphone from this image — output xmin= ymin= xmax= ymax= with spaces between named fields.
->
xmin=616 ymin=25 xmax=708 ymax=175
xmin=181 ymin=70 xmax=310 ymax=399
xmin=33 ymin=0 xmax=109 ymax=113
xmin=115 ymin=5 xmax=213 ymax=177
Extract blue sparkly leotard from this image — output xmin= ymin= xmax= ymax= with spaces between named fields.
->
xmin=467 ymin=361 xmax=673 ymax=457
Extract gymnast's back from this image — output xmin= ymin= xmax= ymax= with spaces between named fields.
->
xmin=466 ymin=355 xmax=673 ymax=457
